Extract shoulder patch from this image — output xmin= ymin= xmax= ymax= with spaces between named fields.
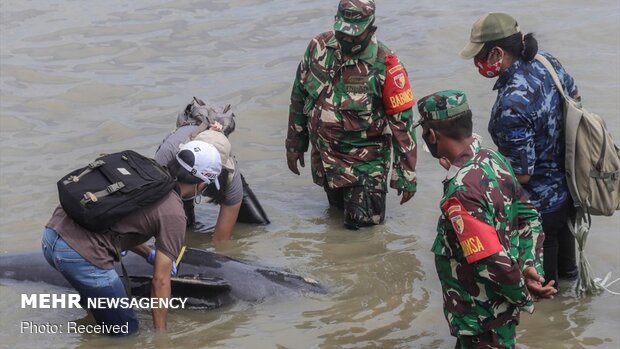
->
xmin=382 ymin=54 xmax=414 ymax=115
xmin=441 ymin=197 xmax=503 ymax=263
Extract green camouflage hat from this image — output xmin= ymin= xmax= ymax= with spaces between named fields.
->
xmin=460 ymin=12 xmax=520 ymax=59
xmin=333 ymin=0 xmax=375 ymax=36
xmin=416 ymin=90 xmax=470 ymax=123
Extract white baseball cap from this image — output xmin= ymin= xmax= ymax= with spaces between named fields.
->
xmin=176 ymin=140 xmax=222 ymax=189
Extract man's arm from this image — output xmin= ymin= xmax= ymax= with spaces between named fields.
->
xmin=285 ymin=45 xmax=312 ymax=174
xmin=387 ymin=107 xmax=417 ymax=201
xmin=151 ymin=252 xmax=173 ymax=331
xmin=381 ymin=55 xmax=417 ymax=201
xmin=212 ymin=202 xmax=241 ymax=246
xmin=514 ymin=185 xmax=544 ymax=274
xmin=514 ymin=184 xmax=556 ymax=299
xmin=446 ymin=191 xmax=533 ymax=309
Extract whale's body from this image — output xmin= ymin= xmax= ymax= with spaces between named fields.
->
xmin=0 ymin=248 xmax=325 ymax=309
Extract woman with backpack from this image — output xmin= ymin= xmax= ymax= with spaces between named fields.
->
xmin=460 ymin=12 xmax=580 ymax=289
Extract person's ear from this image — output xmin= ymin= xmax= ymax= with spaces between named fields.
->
xmin=489 ymin=47 xmax=504 ymax=63
xmin=428 ymin=128 xmax=439 ymax=144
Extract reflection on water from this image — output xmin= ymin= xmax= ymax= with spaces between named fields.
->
xmin=1 ymin=0 xmax=619 ymax=348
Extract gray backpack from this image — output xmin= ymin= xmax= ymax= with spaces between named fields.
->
xmin=536 ymin=54 xmax=620 ymax=296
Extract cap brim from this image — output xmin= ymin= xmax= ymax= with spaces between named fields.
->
xmin=334 ymin=17 xmax=371 ymax=36
xmin=459 ymin=41 xmax=484 ymax=59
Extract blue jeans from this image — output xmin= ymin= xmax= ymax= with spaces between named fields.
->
xmin=41 ymin=228 xmax=139 ymax=336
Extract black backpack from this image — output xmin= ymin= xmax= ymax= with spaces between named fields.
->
xmin=57 ymin=150 xmax=176 ymax=232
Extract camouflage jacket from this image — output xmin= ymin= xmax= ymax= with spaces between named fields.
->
xmin=490 ymin=50 xmax=578 ymax=213
xmin=432 ymin=139 xmax=544 ymax=336
xmin=286 ymin=31 xmax=417 ymax=192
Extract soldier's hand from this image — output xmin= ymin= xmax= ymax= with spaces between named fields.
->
xmin=286 ymin=151 xmax=305 ymax=175
xmin=397 ymin=189 xmax=415 ymax=205
xmin=523 ymin=267 xmax=557 ymax=301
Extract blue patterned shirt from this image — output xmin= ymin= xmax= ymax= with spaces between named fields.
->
xmin=490 ymin=51 xmax=578 ymax=213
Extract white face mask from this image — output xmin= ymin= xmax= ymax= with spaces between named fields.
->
xmin=182 ymin=183 xmax=206 ymax=203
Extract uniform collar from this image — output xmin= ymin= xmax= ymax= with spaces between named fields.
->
xmin=444 ymin=138 xmax=481 ymax=181
xmin=493 ymin=57 xmax=523 ymax=91
xmin=327 ymin=31 xmax=378 ymax=65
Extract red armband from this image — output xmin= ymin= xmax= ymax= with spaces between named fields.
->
xmin=382 ymin=54 xmax=415 ymax=115
xmin=441 ymin=197 xmax=503 ymax=264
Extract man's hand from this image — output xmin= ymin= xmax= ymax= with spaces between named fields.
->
xmin=439 ymin=157 xmax=451 ymax=170
xmin=286 ymin=151 xmax=305 ymax=175
xmin=523 ymin=266 xmax=557 ymax=301
xmin=147 ymin=249 xmax=177 ymax=276
xmin=397 ymin=189 xmax=415 ymax=205
xmin=210 ymin=121 xmax=223 ymax=132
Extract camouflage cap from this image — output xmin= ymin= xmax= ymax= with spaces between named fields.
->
xmin=416 ymin=90 xmax=470 ymax=126
xmin=459 ymin=12 xmax=520 ymax=59
xmin=334 ymin=0 xmax=375 ymax=36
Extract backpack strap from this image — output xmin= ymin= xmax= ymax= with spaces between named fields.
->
xmin=62 ymin=159 xmax=105 ymax=185
xmin=79 ymin=182 xmax=126 ymax=205
xmin=534 ymin=54 xmax=570 ymax=100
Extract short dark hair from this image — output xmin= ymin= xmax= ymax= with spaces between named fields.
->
xmin=479 ymin=32 xmax=538 ymax=62
xmin=424 ymin=110 xmax=473 ymax=140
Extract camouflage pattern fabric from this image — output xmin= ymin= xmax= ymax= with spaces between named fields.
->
xmin=417 ymin=89 xmax=470 ymax=122
xmin=324 ymin=175 xmax=386 ymax=229
xmin=286 ymin=31 xmax=417 ymax=194
xmin=432 ymin=139 xmax=544 ymax=337
xmin=490 ymin=50 xmax=578 ymax=213
xmin=455 ymin=320 xmax=516 ymax=349
xmin=333 ymin=0 xmax=375 ymax=36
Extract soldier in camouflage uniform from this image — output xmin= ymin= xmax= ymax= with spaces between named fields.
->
xmin=460 ymin=13 xmax=580 ymax=288
xmin=417 ymin=90 xmax=556 ymax=348
xmin=285 ymin=0 xmax=417 ymax=229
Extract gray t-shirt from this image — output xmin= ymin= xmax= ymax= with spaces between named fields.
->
xmin=155 ymin=125 xmax=243 ymax=206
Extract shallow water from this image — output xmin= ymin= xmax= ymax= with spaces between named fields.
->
xmin=1 ymin=0 xmax=619 ymax=348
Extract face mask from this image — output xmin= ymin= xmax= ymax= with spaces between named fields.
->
xmin=474 ymin=51 xmax=502 ymax=78
xmin=182 ymin=183 xmax=206 ymax=203
xmin=337 ymin=27 xmax=375 ymax=56
xmin=422 ymin=130 xmax=440 ymax=159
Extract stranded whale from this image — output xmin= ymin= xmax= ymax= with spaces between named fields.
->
xmin=0 ymin=247 xmax=325 ymax=309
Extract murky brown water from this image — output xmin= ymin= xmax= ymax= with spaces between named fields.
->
xmin=1 ymin=0 xmax=619 ymax=348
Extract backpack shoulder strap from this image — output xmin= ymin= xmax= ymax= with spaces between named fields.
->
xmin=534 ymin=54 xmax=570 ymax=101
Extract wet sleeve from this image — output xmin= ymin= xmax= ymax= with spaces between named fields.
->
xmin=493 ymin=104 xmax=536 ymax=176
xmin=285 ymin=43 xmax=311 ymax=153
xmin=449 ymin=188 xmax=532 ymax=308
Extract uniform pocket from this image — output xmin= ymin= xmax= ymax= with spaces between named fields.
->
xmin=340 ymin=92 xmax=373 ymax=132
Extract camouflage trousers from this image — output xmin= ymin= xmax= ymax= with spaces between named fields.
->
xmin=455 ymin=321 xmax=516 ymax=349
xmin=323 ymin=178 xmax=386 ymax=230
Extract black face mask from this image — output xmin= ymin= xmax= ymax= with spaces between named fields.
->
xmin=422 ymin=130 xmax=440 ymax=159
xmin=336 ymin=26 xmax=376 ymax=56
